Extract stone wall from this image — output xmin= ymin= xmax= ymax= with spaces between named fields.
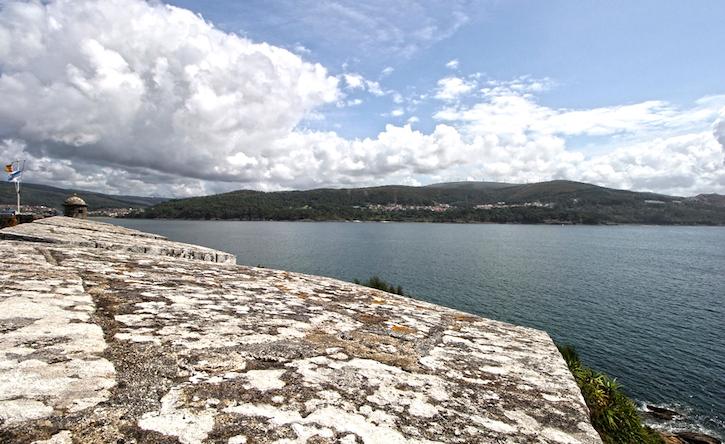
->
xmin=0 ymin=217 xmax=601 ymax=443
xmin=0 ymin=216 xmax=236 ymax=264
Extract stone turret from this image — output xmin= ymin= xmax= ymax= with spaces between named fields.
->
xmin=63 ymin=194 xmax=88 ymax=219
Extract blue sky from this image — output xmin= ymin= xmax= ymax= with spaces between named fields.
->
xmin=1 ymin=0 xmax=724 ymax=196
xmin=170 ymin=0 xmax=725 ymax=136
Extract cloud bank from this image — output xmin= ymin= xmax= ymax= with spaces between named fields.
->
xmin=0 ymin=0 xmax=724 ymax=197
xmin=0 ymin=0 xmax=338 ymax=194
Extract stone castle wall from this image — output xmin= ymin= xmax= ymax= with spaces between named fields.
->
xmin=0 ymin=217 xmax=600 ymax=443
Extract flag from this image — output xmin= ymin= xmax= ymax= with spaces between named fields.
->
xmin=8 ymin=169 xmax=22 ymax=182
xmin=5 ymin=160 xmax=24 ymax=182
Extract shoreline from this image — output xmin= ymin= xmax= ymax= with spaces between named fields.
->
xmin=639 ymin=402 xmax=724 ymax=443
xmin=112 ymin=216 xmax=725 ymax=227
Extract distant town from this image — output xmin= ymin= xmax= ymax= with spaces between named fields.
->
xmin=361 ymin=201 xmax=554 ymax=212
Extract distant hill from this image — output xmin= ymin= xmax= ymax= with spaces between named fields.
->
xmin=137 ymin=180 xmax=725 ymax=225
xmin=485 ymin=180 xmax=675 ymax=204
xmin=424 ymin=181 xmax=519 ymax=190
xmin=688 ymin=193 xmax=725 ymax=207
xmin=0 ymin=182 xmax=168 ymax=210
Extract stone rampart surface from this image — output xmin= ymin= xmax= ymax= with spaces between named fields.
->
xmin=0 ymin=217 xmax=601 ymax=443
xmin=0 ymin=216 xmax=236 ymax=264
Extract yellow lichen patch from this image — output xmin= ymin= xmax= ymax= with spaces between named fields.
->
xmin=390 ymin=324 xmax=416 ymax=334
xmin=370 ymin=298 xmax=386 ymax=304
xmin=304 ymin=329 xmax=420 ymax=372
xmin=86 ymin=283 xmax=109 ymax=296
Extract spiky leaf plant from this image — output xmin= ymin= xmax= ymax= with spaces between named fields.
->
xmin=557 ymin=344 xmax=664 ymax=444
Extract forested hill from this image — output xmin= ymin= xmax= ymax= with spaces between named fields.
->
xmin=135 ymin=180 xmax=725 ymax=225
xmin=0 ymin=182 xmax=168 ymax=210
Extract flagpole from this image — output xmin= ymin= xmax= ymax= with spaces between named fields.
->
xmin=16 ymin=179 xmax=20 ymax=214
xmin=14 ymin=159 xmax=21 ymax=214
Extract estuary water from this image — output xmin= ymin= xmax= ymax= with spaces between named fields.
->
xmin=102 ymin=218 xmax=725 ymax=438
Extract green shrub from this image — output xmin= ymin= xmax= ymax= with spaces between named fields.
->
xmin=353 ymin=276 xmax=405 ymax=296
xmin=557 ymin=344 xmax=663 ymax=444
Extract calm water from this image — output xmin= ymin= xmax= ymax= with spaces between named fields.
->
xmin=102 ymin=218 xmax=725 ymax=438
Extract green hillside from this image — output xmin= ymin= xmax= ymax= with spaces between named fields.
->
xmin=490 ymin=181 xmax=674 ymax=204
xmin=424 ymin=181 xmax=519 ymax=190
xmin=0 ymin=182 xmax=167 ymax=210
xmin=136 ymin=180 xmax=725 ymax=225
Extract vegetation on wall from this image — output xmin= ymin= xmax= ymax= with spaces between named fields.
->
xmin=353 ymin=276 xmax=405 ymax=296
xmin=557 ymin=344 xmax=664 ymax=444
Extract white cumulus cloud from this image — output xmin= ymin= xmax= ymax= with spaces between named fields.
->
xmin=342 ymin=73 xmax=385 ymax=96
xmin=0 ymin=0 xmax=339 ymax=194
xmin=715 ymin=110 xmax=725 ymax=156
xmin=435 ymin=76 xmax=476 ymax=101
xmin=432 ymin=80 xmax=725 ymax=195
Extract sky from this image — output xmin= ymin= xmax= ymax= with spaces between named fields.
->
xmin=1 ymin=0 xmax=724 ymax=197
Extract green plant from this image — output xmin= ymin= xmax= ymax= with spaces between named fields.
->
xmin=557 ymin=344 xmax=664 ymax=444
xmin=353 ymin=276 xmax=405 ymax=296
